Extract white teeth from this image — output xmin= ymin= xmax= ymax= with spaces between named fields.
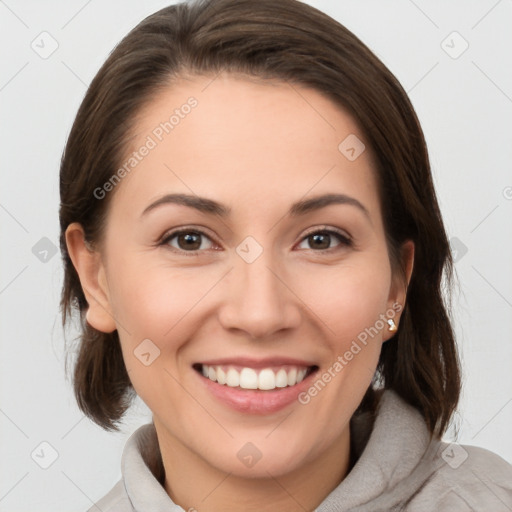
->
xmin=258 ymin=369 xmax=276 ymax=390
xmin=275 ymin=369 xmax=288 ymax=388
xmin=200 ymin=365 xmax=312 ymax=390
xmin=287 ymin=368 xmax=297 ymax=386
xmin=216 ymin=367 xmax=226 ymax=385
xmin=239 ymin=368 xmax=258 ymax=389
xmin=226 ymin=368 xmax=240 ymax=387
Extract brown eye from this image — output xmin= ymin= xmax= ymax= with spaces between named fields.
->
xmin=297 ymin=230 xmax=352 ymax=251
xmin=163 ymin=230 xmax=214 ymax=252
xmin=308 ymin=233 xmax=331 ymax=250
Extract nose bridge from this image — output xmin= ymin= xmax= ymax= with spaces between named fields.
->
xmin=218 ymin=239 xmax=301 ymax=338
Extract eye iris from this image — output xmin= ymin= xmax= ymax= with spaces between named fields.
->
xmin=310 ymin=233 xmax=330 ymax=250
xmin=178 ymin=232 xmax=201 ymax=250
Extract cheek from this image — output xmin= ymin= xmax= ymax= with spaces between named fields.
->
xmin=105 ymin=258 xmax=223 ymax=401
xmin=292 ymin=259 xmax=391 ymax=433
xmin=107 ymin=255 xmax=216 ymax=340
xmin=294 ymin=256 xmax=392 ymax=342
xmin=108 ymin=263 xmax=208 ymax=414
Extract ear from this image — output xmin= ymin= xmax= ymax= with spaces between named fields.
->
xmin=383 ymin=239 xmax=414 ymax=341
xmin=65 ymin=222 xmax=117 ymax=333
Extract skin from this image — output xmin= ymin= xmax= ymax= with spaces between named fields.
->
xmin=66 ymin=73 xmax=414 ymax=512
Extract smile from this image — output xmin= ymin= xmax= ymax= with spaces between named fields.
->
xmin=193 ymin=359 xmax=319 ymax=414
xmin=199 ymin=364 xmax=312 ymax=390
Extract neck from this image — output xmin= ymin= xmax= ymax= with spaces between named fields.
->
xmin=155 ymin=424 xmax=351 ymax=512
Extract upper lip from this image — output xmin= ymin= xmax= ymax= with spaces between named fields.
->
xmin=195 ymin=357 xmax=317 ymax=369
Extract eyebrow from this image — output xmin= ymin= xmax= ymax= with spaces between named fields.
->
xmin=141 ymin=192 xmax=371 ymax=221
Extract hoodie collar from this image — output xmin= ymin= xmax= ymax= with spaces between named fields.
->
xmin=319 ymin=390 xmax=443 ymax=510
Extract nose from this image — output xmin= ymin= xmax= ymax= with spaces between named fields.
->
xmin=217 ymin=249 xmax=302 ymax=340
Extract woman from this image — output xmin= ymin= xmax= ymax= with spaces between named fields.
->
xmin=59 ymin=0 xmax=512 ymax=510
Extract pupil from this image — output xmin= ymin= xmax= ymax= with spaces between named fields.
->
xmin=311 ymin=233 xmax=329 ymax=249
xmin=179 ymin=233 xmax=200 ymax=250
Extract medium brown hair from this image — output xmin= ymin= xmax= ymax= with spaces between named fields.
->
xmin=60 ymin=0 xmax=461 ymax=435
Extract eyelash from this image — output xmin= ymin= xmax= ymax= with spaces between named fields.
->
xmin=159 ymin=226 xmax=353 ymax=256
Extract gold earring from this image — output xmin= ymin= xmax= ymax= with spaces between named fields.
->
xmin=387 ymin=318 xmax=398 ymax=332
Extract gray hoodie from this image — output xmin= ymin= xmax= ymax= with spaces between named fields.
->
xmin=88 ymin=390 xmax=512 ymax=511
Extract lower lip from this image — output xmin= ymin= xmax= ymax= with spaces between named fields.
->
xmin=197 ymin=369 xmax=317 ymax=414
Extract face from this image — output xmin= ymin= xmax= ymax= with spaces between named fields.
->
xmin=72 ymin=73 xmax=410 ymax=479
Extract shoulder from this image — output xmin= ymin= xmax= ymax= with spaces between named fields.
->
xmin=409 ymin=442 xmax=512 ymax=511
xmin=86 ymin=480 xmax=134 ymax=512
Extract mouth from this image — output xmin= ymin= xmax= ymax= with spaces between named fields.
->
xmin=193 ymin=360 xmax=319 ymax=414
xmin=193 ymin=363 xmax=317 ymax=390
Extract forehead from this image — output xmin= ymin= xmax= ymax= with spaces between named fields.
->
xmin=110 ymin=73 xmax=381 ymax=222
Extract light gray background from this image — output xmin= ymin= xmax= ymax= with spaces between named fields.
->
xmin=1 ymin=0 xmax=511 ymax=510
